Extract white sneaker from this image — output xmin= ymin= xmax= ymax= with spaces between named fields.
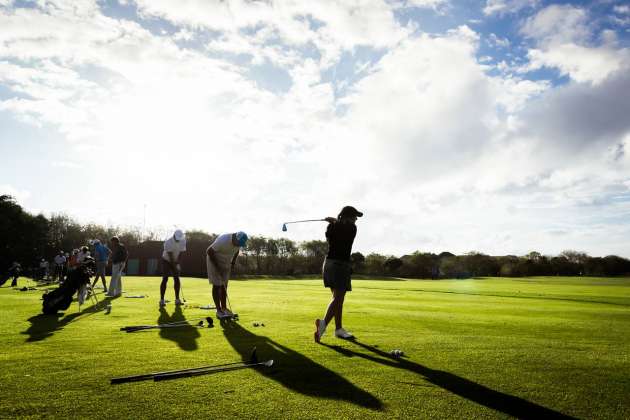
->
xmin=314 ymin=319 xmax=326 ymax=343
xmin=174 ymin=299 xmax=183 ymax=306
xmin=223 ymin=309 xmax=233 ymax=316
xmin=335 ymin=328 xmax=354 ymax=339
xmin=159 ymin=300 xmax=166 ymax=307
xmin=216 ymin=310 xmax=225 ymax=319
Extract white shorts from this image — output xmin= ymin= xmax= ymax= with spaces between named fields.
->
xmin=206 ymin=257 xmax=229 ymax=286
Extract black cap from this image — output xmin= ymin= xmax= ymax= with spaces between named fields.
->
xmin=339 ymin=206 xmax=363 ymax=218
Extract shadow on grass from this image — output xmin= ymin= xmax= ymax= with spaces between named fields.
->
xmin=22 ymin=296 xmax=114 ymax=342
xmin=221 ymin=321 xmax=382 ymax=411
xmin=157 ymin=306 xmax=200 ymax=351
xmin=322 ymin=340 xmax=577 ymax=419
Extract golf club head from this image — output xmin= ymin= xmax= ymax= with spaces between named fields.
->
xmin=282 ymin=224 xmax=287 ymax=232
xmin=263 ymin=359 xmax=274 ymax=367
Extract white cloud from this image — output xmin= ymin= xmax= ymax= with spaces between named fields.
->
xmin=519 ymin=5 xmax=630 ymax=85
xmin=483 ymin=0 xmax=539 ymax=16
xmin=1 ymin=0 xmax=630 ymax=257
xmin=0 ymin=184 xmax=31 ymax=201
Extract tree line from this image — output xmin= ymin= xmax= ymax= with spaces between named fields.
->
xmin=2 ymin=195 xmax=630 ymax=278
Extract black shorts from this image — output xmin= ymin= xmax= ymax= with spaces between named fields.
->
xmin=161 ymin=259 xmax=179 ymax=278
xmin=322 ymin=258 xmax=352 ymax=292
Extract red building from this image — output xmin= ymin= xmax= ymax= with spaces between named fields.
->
xmin=125 ymin=241 xmax=210 ymax=278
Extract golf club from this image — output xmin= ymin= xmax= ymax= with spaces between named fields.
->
xmin=111 ymin=347 xmax=259 ymax=384
xmin=120 ymin=316 xmax=213 ymax=332
xmin=281 ymin=219 xmax=326 ymax=232
xmin=153 ymin=359 xmax=273 ymax=382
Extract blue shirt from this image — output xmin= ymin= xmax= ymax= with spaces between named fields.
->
xmin=94 ymin=243 xmax=111 ymax=262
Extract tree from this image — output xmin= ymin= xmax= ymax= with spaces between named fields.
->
xmin=351 ymin=252 xmax=366 ymax=273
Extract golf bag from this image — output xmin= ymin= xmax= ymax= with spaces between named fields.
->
xmin=42 ymin=258 xmax=95 ymax=315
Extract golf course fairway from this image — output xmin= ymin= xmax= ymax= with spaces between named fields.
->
xmin=1 ymin=276 xmax=629 ymax=419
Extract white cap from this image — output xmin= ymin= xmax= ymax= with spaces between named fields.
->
xmin=174 ymin=229 xmax=185 ymax=241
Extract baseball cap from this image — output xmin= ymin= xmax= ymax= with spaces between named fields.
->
xmin=235 ymin=231 xmax=248 ymax=247
xmin=339 ymin=206 xmax=363 ymax=218
xmin=174 ymin=229 xmax=185 ymax=241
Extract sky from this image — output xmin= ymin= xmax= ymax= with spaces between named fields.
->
xmin=1 ymin=0 xmax=630 ymax=257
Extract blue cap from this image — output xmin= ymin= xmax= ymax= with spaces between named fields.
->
xmin=235 ymin=231 xmax=248 ymax=247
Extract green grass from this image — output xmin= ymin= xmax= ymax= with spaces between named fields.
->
xmin=1 ymin=276 xmax=629 ymax=419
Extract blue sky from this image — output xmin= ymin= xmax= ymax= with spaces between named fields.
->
xmin=1 ymin=0 xmax=629 ymax=257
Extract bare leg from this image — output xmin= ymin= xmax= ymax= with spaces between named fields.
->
xmin=212 ymin=285 xmax=222 ymax=311
xmin=174 ymin=277 xmax=180 ymax=300
xmin=160 ymin=277 xmax=168 ymax=300
xmin=219 ymin=285 xmax=227 ymax=311
xmin=324 ymin=288 xmax=346 ymax=330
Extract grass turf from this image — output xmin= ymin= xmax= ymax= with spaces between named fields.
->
xmin=1 ymin=276 xmax=629 ymax=419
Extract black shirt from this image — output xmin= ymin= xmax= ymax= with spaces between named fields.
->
xmin=111 ymin=244 xmax=128 ymax=264
xmin=325 ymin=221 xmax=357 ymax=261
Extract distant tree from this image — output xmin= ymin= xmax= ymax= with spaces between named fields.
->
xmin=364 ymin=253 xmax=387 ymax=276
xmin=440 ymin=256 xmax=468 ymax=278
xmin=301 ymin=240 xmax=328 ymax=273
xmin=185 ymin=230 xmax=216 ymax=243
xmin=383 ymin=257 xmax=403 ymax=276
xmin=351 ymin=252 xmax=366 ymax=273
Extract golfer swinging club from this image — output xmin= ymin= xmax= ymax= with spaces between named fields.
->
xmin=159 ymin=229 xmax=186 ymax=307
xmin=315 ymin=205 xmax=363 ymax=342
xmin=206 ymin=231 xmax=248 ymax=319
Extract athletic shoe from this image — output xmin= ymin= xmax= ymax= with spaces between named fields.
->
xmin=216 ymin=310 xmax=225 ymax=319
xmin=335 ymin=328 xmax=354 ymax=339
xmin=159 ymin=300 xmax=166 ymax=307
xmin=223 ymin=309 xmax=234 ymax=317
xmin=314 ymin=319 xmax=326 ymax=343
xmin=174 ymin=299 xmax=183 ymax=306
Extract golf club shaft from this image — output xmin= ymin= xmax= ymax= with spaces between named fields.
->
xmin=283 ymin=219 xmax=325 ymax=225
xmin=110 ymin=360 xmax=253 ymax=384
xmin=153 ymin=360 xmax=272 ymax=382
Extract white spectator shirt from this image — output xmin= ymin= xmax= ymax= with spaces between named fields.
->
xmin=162 ymin=237 xmax=187 ymax=262
xmin=76 ymin=251 xmax=90 ymax=264
xmin=54 ymin=255 xmax=66 ymax=265
xmin=40 ymin=261 xmax=49 ymax=269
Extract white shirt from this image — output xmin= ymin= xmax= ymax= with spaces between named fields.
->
xmin=40 ymin=261 xmax=49 ymax=269
xmin=54 ymin=255 xmax=66 ymax=265
xmin=162 ymin=236 xmax=187 ymax=261
xmin=76 ymin=251 xmax=90 ymax=264
xmin=207 ymin=233 xmax=239 ymax=269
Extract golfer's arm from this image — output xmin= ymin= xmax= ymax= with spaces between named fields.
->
xmin=231 ymin=250 xmax=239 ymax=267
xmin=167 ymin=251 xmax=176 ymax=265
xmin=207 ymin=248 xmax=221 ymax=270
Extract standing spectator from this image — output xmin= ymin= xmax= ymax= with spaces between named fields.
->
xmin=206 ymin=231 xmax=248 ymax=318
xmin=76 ymin=246 xmax=90 ymax=264
xmin=53 ymin=252 xmax=66 ymax=283
xmin=107 ymin=236 xmax=127 ymax=297
xmin=314 ymin=206 xmax=363 ymax=343
xmin=159 ymin=229 xmax=187 ymax=307
xmin=38 ymin=258 xmax=49 ymax=281
xmin=91 ymin=239 xmax=111 ymax=293
xmin=9 ymin=262 xmax=21 ymax=287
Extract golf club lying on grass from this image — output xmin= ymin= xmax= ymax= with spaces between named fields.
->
xmin=111 ymin=347 xmax=268 ymax=384
xmin=120 ymin=317 xmax=214 ymax=333
xmin=281 ymin=219 xmax=326 ymax=232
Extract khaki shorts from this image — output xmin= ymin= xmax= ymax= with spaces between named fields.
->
xmin=96 ymin=261 xmax=107 ymax=276
xmin=206 ymin=257 xmax=229 ymax=286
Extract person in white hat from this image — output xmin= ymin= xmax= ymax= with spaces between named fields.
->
xmin=159 ymin=229 xmax=187 ymax=307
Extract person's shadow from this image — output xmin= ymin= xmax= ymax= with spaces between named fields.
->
xmin=221 ymin=321 xmax=382 ymax=410
xmin=22 ymin=296 xmax=114 ymax=342
xmin=157 ymin=306 xmax=200 ymax=351
xmin=321 ymin=340 xmax=577 ymax=419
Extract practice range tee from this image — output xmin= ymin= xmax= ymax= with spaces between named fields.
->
xmin=207 ymin=233 xmax=239 ymax=270
xmin=326 ymin=221 xmax=357 ymax=262
xmin=162 ymin=237 xmax=187 ymax=261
